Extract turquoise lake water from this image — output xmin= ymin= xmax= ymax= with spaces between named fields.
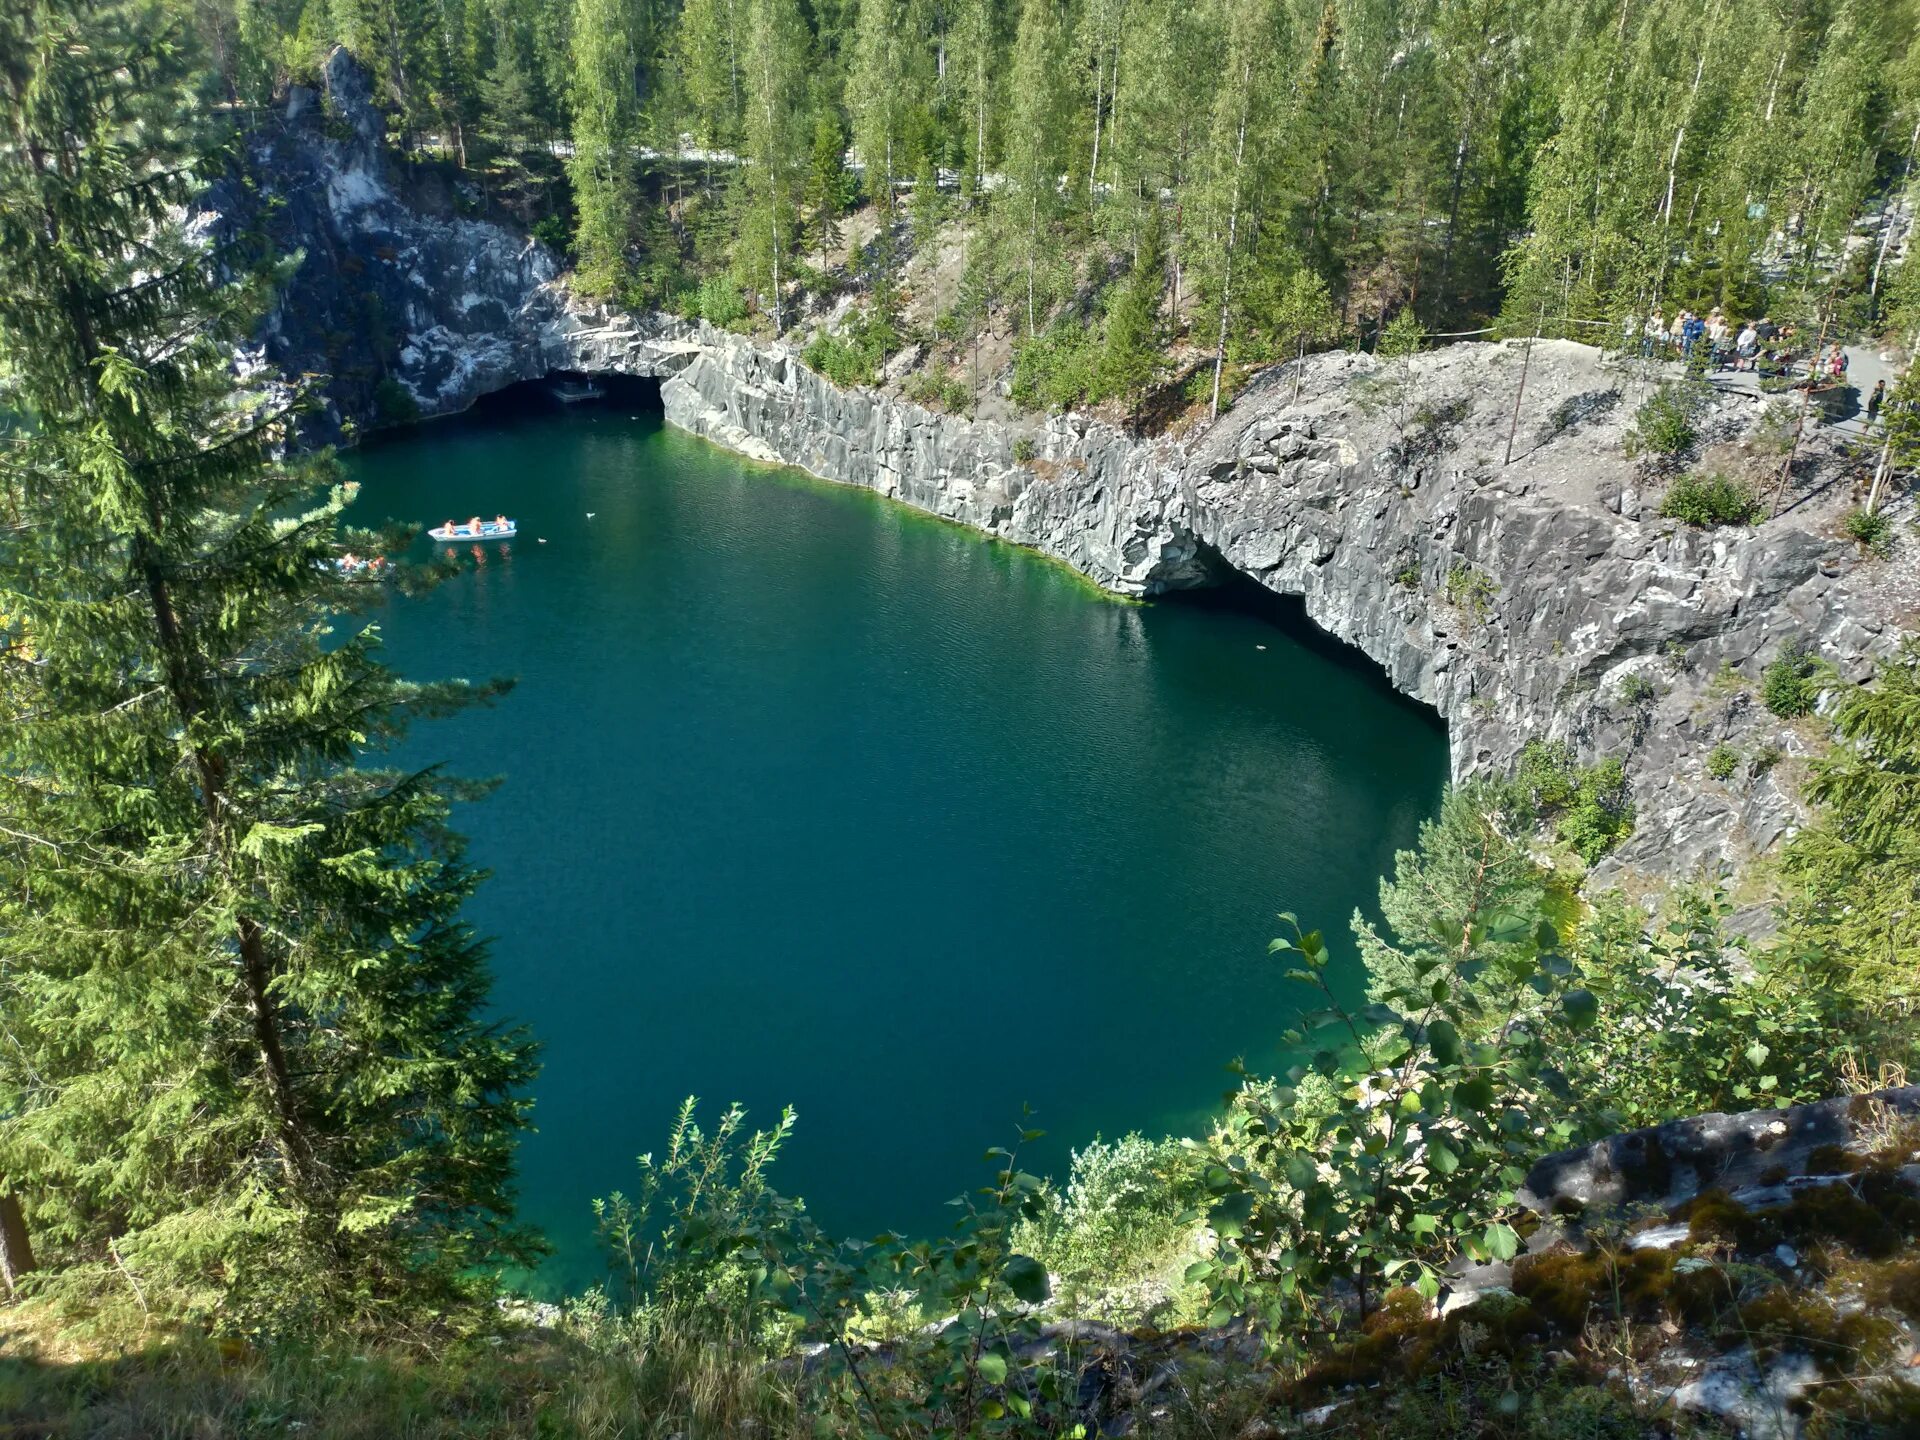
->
xmin=345 ymin=384 xmax=1447 ymax=1290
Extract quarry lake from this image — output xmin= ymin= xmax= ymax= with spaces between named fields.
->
xmin=347 ymin=384 xmax=1448 ymax=1289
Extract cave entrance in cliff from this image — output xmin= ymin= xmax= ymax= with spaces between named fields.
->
xmin=1158 ymin=546 xmax=1446 ymax=732
xmin=470 ymin=370 xmax=664 ymax=420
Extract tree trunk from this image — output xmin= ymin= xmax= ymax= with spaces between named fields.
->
xmin=1210 ymin=75 xmax=1250 ymax=422
xmin=1088 ymin=46 xmax=1104 ymax=213
xmin=1869 ymin=118 xmax=1920 ymax=317
xmin=0 ymin=1193 xmax=33 ymax=1296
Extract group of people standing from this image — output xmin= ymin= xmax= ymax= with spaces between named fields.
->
xmin=1625 ymin=306 xmax=1850 ymax=385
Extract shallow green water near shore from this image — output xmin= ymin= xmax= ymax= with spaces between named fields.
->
xmin=345 ymin=384 xmax=1447 ymax=1290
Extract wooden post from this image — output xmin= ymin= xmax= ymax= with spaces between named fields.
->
xmin=1505 ymin=304 xmax=1546 ymax=465
xmin=0 ymin=1192 xmax=34 ymax=1297
xmin=1769 ymin=304 xmax=1834 ymax=520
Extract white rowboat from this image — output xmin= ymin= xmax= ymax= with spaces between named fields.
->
xmin=430 ymin=519 xmax=517 ymax=541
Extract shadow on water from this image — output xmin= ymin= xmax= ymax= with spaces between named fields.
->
xmin=354 ymin=371 xmax=664 ymax=455
xmin=1159 ymin=551 xmax=1447 ymax=736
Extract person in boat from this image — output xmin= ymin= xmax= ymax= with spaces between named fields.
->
xmin=468 ymin=515 xmax=482 ymax=532
xmin=494 ymin=513 xmax=509 ymax=527
xmin=442 ymin=519 xmax=455 ymax=534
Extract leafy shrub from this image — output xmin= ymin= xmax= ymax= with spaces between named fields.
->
xmin=801 ymin=306 xmax=898 ymax=389
xmin=1843 ymin=506 xmax=1894 ymax=556
xmin=1659 ymin=473 xmax=1761 ymax=527
xmin=1012 ymin=436 xmax=1036 ymax=464
xmin=697 ymin=275 xmax=748 ymax=328
xmin=1394 ymin=562 xmax=1421 ymax=589
xmin=1517 ymin=738 xmax=1582 ymax=809
xmin=1624 ymin=384 xmax=1697 ymax=458
xmin=1517 ymin=740 xmax=1634 ymax=863
xmin=1010 ymin=1135 xmax=1206 ymax=1321
xmin=1617 ymin=673 xmax=1657 ymax=706
xmin=1010 ymin=321 xmax=1100 ymax=411
xmin=1707 ymin=744 xmax=1740 ymax=780
xmin=1566 ymin=889 xmax=1851 ymax=1123
xmin=372 ymin=376 xmax=419 ymax=425
xmin=1197 ymin=904 xmax=1588 ymax=1337
xmin=1443 ymin=562 xmax=1496 ymax=622
xmin=903 ymin=366 xmax=972 ymax=415
xmin=1556 ymin=757 xmax=1634 ymax=864
xmin=1762 ymin=642 xmax=1824 ymax=719
xmin=530 ymin=214 xmax=570 ymax=253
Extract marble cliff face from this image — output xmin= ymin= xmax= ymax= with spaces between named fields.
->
xmin=205 ymin=48 xmax=1909 ymax=885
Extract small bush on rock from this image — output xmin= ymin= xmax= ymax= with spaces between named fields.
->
xmin=1843 ymin=506 xmax=1894 ymax=556
xmin=802 ymin=306 xmax=899 ymax=388
xmin=1625 ymin=384 xmax=1697 ymax=458
xmin=1444 ymin=563 xmax=1496 ymax=622
xmin=1708 ymin=744 xmax=1740 ymax=780
xmin=697 ymin=275 xmax=748 ymax=328
xmin=1517 ymin=740 xmax=1634 ymax=863
xmin=1011 ymin=321 xmax=1101 ymax=411
xmin=372 ymin=376 xmax=419 ymax=425
xmin=1659 ymin=472 xmax=1761 ymax=527
xmin=1762 ymin=642 xmax=1825 ymax=719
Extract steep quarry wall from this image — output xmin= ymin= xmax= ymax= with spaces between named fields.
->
xmin=208 ymin=49 xmax=1912 ymax=885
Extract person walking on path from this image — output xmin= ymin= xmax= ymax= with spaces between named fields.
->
xmin=1868 ymin=378 xmax=1886 ymax=424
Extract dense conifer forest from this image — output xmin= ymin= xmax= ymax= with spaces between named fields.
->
xmin=8 ymin=1 xmax=1920 ymax=1435
xmin=190 ymin=0 xmax=1920 ymax=413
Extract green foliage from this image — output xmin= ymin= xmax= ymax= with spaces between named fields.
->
xmin=1566 ymin=891 xmax=1856 ymax=1125
xmin=530 ymin=214 xmax=570 ymax=253
xmin=373 ymin=375 xmax=420 ymax=424
xmin=1009 ymin=1134 xmax=1207 ymax=1323
xmin=904 ymin=365 xmax=971 ymax=415
xmin=1707 ymin=744 xmax=1740 ymax=781
xmin=697 ymin=274 xmax=749 ymax=328
xmin=1762 ymin=641 xmax=1826 ymax=718
xmin=1616 ymin=673 xmax=1658 ymax=706
xmin=1094 ymin=214 xmax=1169 ymax=410
xmin=566 ymin=0 xmax=641 ymax=297
xmin=0 ymin=0 xmax=536 ymax=1330
xmin=801 ymin=306 xmax=899 ymax=388
xmin=1843 ymin=506 xmax=1895 ymax=556
xmin=1012 ymin=436 xmax=1037 ymax=464
xmin=1443 ymin=562 xmax=1496 ymax=623
xmin=1516 ymin=742 xmax=1634 ymax=864
xmin=1010 ymin=321 xmax=1101 ymax=411
xmin=1659 ymin=473 xmax=1761 ymax=527
xmin=1784 ymin=642 xmax=1920 ymax=1016
xmin=1355 ymin=780 xmax=1548 ymax=1015
xmin=1378 ymin=309 xmax=1425 ymax=361
xmin=1625 ymin=386 xmax=1698 ymax=460
xmin=1198 ymin=905 xmax=1588 ymax=1345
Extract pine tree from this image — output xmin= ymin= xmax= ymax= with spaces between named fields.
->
xmin=568 ymin=0 xmax=640 ymax=296
xmin=738 ymin=0 xmax=809 ymax=331
xmin=1095 ymin=207 xmax=1166 ymax=410
xmin=1196 ymin=0 xmax=1283 ymax=419
xmin=0 ymin=0 xmax=537 ymax=1324
xmin=849 ymin=0 xmax=911 ymax=214
xmin=1786 ymin=642 xmax=1920 ymax=1013
xmin=480 ymin=12 xmax=537 ymax=157
xmin=1003 ymin=0 xmax=1070 ymax=333
xmin=677 ymin=0 xmax=743 ymax=145
xmin=948 ymin=0 xmax=999 ymax=190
